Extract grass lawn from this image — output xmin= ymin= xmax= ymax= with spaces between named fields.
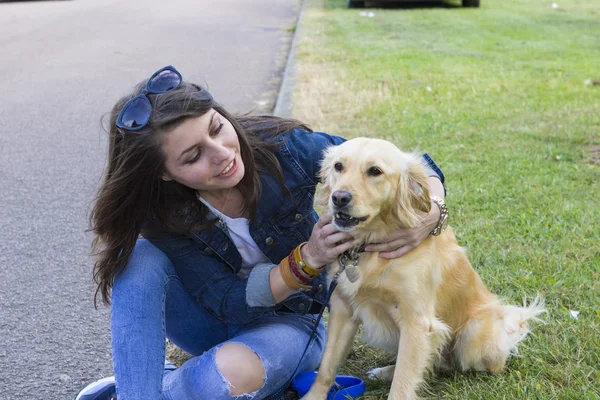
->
xmin=292 ymin=0 xmax=600 ymax=398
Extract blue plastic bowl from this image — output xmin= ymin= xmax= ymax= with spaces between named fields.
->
xmin=291 ymin=371 xmax=365 ymax=400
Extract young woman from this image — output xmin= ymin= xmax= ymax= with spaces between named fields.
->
xmin=76 ymin=65 xmax=446 ymax=400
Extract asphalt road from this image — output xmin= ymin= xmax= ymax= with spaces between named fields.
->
xmin=0 ymin=0 xmax=299 ymax=398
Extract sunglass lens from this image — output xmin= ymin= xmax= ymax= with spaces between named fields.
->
xmin=148 ymin=69 xmax=181 ymax=93
xmin=119 ymin=96 xmax=152 ymax=129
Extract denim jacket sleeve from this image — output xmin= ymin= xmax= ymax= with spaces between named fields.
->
xmin=422 ymin=153 xmax=445 ymax=184
xmin=245 ymin=263 xmax=277 ymax=307
xmin=146 ymin=233 xmax=276 ymax=325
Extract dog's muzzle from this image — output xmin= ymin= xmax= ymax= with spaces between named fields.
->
xmin=333 ymin=210 xmax=368 ymax=231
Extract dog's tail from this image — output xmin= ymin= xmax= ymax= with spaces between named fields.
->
xmin=454 ymin=295 xmax=546 ymax=373
xmin=502 ymin=294 xmax=547 ymax=354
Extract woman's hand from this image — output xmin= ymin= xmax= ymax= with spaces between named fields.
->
xmin=364 ymin=201 xmax=440 ymax=259
xmin=300 ymin=213 xmax=354 ymax=269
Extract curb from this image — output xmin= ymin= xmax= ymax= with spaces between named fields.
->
xmin=273 ymin=0 xmax=307 ymax=118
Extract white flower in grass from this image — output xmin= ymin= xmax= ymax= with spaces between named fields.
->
xmin=426 ymin=86 xmax=432 ymax=92
xmin=552 ymin=2 xmax=559 ymax=8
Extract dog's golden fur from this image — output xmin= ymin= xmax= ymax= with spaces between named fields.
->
xmin=302 ymin=138 xmax=545 ymax=400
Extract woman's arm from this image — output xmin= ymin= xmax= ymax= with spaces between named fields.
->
xmin=428 ymin=175 xmax=446 ymax=200
xmin=244 ymin=262 xmax=298 ymax=307
xmin=269 ymin=265 xmax=296 ymax=304
xmin=148 ymin=212 xmax=353 ymax=324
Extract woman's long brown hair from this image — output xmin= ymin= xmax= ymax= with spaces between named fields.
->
xmin=90 ymin=80 xmax=310 ymax=306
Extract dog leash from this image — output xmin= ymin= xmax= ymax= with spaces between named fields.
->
xmin=265 ymin=247 xmax=364 ymax=400
xmin=265 ymin=270 xmax=343 ymax=400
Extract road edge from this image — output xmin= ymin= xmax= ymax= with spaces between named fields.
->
xmin=273 ymin=0 xmax=306 ymax=117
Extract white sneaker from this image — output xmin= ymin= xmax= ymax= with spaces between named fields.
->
xmin=75 ymin=376 xmax=116 ymax=400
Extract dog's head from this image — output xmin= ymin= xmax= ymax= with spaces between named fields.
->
xmin=317 ymin=138 xmax=432 ymax=238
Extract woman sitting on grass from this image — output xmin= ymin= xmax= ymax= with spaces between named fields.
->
xmin=76 ymin=65 xmax=446 ymax=400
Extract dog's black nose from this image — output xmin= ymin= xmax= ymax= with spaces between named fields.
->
xmin=332 ymin=191 xmax=352 ymax=207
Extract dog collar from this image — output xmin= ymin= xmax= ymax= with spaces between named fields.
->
xmin=338 ymin=244 xmax=365 ymax=283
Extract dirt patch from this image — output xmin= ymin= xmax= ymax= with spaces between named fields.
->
xmin=166 ymin=340 xmax=193 ymax=367
xmin=590 ymin=145 xmax=600 ymax=165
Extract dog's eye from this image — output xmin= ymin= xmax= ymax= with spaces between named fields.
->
xmin=334 ymin=162 xmax=343 ymax=172
xmin=368 ymin=166 xmax=383 ymax=177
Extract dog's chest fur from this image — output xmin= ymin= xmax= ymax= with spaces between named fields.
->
xmin=328 ymin=251 xmax=423 ymax=355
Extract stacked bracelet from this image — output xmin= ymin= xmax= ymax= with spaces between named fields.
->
xmin=279 ymin=242 xmax=323 ymax=291
xmin=280 ymin=256 xmax=312 ymax=291
xmin=288 ymin=252 xmax=312 ymax=284
xmin=293 ymin=243 xmax=321 ymax=276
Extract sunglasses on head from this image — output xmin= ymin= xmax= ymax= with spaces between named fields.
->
xmin=116 ymin=65 xmax=183 ymax=131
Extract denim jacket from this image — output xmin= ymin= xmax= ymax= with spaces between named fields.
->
xmin=146 ymin=129 xmax=445 ymax=325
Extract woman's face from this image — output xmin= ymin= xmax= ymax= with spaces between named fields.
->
xmin=161 ymin=110 xmax=245 ymax=197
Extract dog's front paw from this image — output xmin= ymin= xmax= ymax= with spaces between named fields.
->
xmin=301 ymin=386 xmax=329 ymax=400
xmin=367 ymin=365 xmax=395 ymax=382
xmin=300 ymin=395 xmax=325 ymax=400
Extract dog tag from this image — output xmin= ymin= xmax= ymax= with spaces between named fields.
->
xmin=345 ymin=265 xmax=360 ymax=283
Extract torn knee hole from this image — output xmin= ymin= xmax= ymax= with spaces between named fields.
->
xmin=215 ymin=342 xmax=266 ymax=396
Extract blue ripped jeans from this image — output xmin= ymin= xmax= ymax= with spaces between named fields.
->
xmin=111 ymin=240 xmax=326 ymax=400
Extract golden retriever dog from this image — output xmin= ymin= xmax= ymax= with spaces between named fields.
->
xmin=302 ymin=138 xmax=546 ymax=400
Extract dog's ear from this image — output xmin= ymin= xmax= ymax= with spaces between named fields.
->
xmin=315 ymin=146 xmax=335 ymax=207
xmin=392 ymin=158 xmax=432 ymax=228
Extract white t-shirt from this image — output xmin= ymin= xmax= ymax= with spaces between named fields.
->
xmin=198 ymin=196 xmax=270 ymax=279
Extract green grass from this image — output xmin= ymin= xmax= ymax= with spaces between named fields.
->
xmin=293 ymin=0 xmax=600 ymax=398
